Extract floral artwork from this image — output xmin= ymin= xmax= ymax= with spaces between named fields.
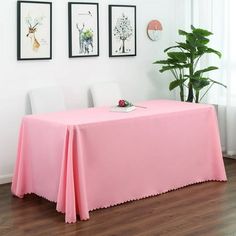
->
xmin=113 ymin=14 xmax=133 ymax=54
xmin=109 ymin=5 xmax=136 ymax=57
xmin=69 ymin=3 xmax=99 ymax=57
xmin=17 ymin=1 xmax=52 ymax=60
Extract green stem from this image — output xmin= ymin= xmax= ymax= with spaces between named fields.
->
xmin=179 ymin=69 xmax=185 ymax=101
xmin=195 ymin=90 xmax=199 ymax=103
xmin=194 ymin=55 xmax=202 ymax=71
xmin=187 ymin=56 xmax=194 ymax=102
xmin=180 ymin=85 xmax=184 ymax=101
xmin=171 ymin=68 xmax=178 ymax=80
xmin=199 ymin=83 xmax=214 ymax=102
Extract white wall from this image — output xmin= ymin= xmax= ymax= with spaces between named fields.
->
xmin=0 ymin=0 xmax=186 ymax=184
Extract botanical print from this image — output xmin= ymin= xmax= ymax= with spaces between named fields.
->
xmin=113 ymin=13 xmax=133 ymax=54
xmin=18 ymin=1 xmax=52 ymax=60
xmin=109 ymin=5 xmax=136 ymax=57
xmin=69 ymin=3 xmax=99 ymax=57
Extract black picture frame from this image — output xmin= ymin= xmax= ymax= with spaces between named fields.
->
xmin=109 ymin=5 xmax=136 ymax=57
xmin=17 ymin=1 xmax=52 ymax=60
xmin=68 ymin=2 xmax=99 ymax=58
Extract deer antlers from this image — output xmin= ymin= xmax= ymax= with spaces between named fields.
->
xmin=76 ymin=23 xmax=85 ymax=31
xmin=25 ymin=16 xmax=43 ymax=29
xmin=26 ymin=18 xmax=32 ymax=28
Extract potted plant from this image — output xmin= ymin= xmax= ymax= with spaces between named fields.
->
xmin=154 ymin=25 xmax=226 ymax=103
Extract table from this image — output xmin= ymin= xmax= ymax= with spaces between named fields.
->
xmin=11 ymin=100 xmax=227 ymax=223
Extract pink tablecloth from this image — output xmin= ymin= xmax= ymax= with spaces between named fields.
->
xmin=11 ymin=100 xmax=227 ymax=223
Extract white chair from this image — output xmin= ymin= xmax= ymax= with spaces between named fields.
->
xmin=90 ymin=82 xmax=122 ymax=107
xmin=29 ymin=87 xmax=66 ymax=114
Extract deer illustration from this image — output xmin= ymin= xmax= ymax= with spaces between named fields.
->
xmin=76 ymin=23 xmax=94 ymax=54
xmin=26 ymin=18 xmax=42 ymax=52
xmin=76 ymin=23 xmax=85 ymax=54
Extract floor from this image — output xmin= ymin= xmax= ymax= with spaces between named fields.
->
xmin=0 ymin=158 xmax=236 ymax=236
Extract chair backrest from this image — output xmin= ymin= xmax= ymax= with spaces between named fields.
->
xmin=90 ymin=82 xmax=122 ymax=107
xmin=29 ymin=87 xmax=66 ymax=114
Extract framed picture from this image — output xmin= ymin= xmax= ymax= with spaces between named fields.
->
xmin=68 ymin=2 xmax=99 ymax=58
xmin=17 ymin=1 xmax=52 ymax=60
xmin=109 ymin=5 xmax=136 ymax=57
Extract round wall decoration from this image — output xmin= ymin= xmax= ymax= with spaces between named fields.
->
xmin=147 ymin=20 xmax=163 ymax=41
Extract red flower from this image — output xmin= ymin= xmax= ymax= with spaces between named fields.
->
xmin=118 ymin=100 xmax=126 ymax=107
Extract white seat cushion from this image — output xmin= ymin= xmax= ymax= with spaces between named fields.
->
xmin=90 ymin=82 xmax=122 ymax=107
xmin=29 ymin=87 xmax=66 ymax=114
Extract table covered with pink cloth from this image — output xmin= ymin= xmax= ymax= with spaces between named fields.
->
xmin=11 ymin=100 xmax=227 ymax=223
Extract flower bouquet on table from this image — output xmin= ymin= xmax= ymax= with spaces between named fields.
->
xmin=110 ymin=100 xmax=146 ymax=112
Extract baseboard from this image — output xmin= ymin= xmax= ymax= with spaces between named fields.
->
xmin=0 ymin=174 xmax=12 ymax=185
